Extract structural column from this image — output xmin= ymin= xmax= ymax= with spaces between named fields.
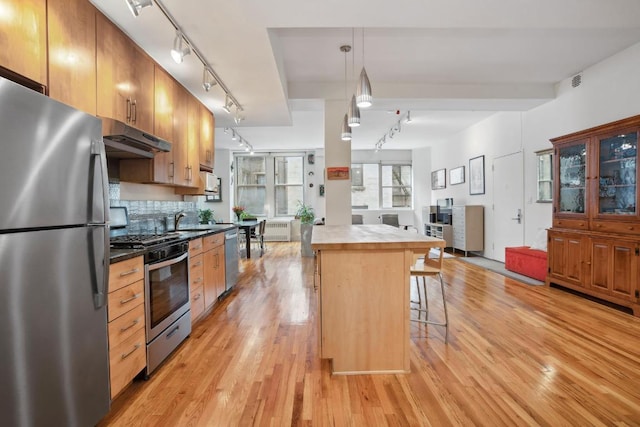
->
xmin=323 ymin=99 xmax=352 ymax=225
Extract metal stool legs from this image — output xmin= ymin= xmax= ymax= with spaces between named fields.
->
xmin=411 ymin=273 xmax=448 ymax=343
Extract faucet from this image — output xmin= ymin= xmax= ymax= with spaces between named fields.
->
xmin=174 ymin=211 xmax=187 ymax=230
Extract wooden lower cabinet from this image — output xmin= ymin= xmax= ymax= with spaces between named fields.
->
xmin=189 ymin=246 xmax=205 ymax=325
xmin=589 ymin=238 xmax=638 ymax=302
xmin=547 ymin=230 xmax=587 ymax=289
xmin=108 ymin=256 xmax=146 ymax=399
xmin=547 ymin=229 xmax=640 ymax=315
xmin=203 ymin=234 xmax=226 ymax=310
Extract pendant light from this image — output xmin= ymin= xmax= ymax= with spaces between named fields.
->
xmin=341 ymin=114 xmax=352 ymax=141
xmin=348 ymin=95 xmax=360 ymax=127
xmin=340 ymin=45 xmax=352 ymax=141
xmin=356 ymin=28 xmax=373 ymax=108
xmin=347 ymin=29 xmax=361 ymax=127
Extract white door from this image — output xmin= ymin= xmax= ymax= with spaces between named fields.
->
xmin=492 ymin=152 xmax=524 ymax=262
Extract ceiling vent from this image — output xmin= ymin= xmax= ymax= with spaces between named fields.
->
xmin=571 ymin=73 xmax=582 ymax=88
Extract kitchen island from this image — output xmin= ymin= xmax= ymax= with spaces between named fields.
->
xmin=311 ymin=225 xmax=445 ymax=374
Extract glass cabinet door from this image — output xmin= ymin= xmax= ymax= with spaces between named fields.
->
xmin=597 ymin=131 xmax=637 ymax=216
xmin=557 ymin=142 xmax=587 ymax=214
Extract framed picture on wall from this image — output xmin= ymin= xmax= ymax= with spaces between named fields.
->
xmin=431 ymin=168 xmax=446 ymax=190
xmin=450 ymin=166 xmax=465 ymax=185
xmin=469 ymin=155 xmax=485 ymax=195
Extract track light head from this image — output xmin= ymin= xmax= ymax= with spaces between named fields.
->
xmin=202 ymin=68 xmax=216 ymax=91
xmin=231 ymin=130 xmax=237 ymax=140
xmin=222 ymin=94 xmax=233 ymax=114
xmin=126 ymin=0 xmax=152 ymax=17
xmin=171 ymin=31 xmax=190 ymax=63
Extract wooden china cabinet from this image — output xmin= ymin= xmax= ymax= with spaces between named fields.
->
xmin=547 ymin=115 xmax=640 ymax=316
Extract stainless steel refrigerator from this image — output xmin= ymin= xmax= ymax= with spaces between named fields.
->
xmin=0 ymin=77 xmax=111 ymax=426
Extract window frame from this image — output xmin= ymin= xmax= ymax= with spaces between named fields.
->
xmin=535 ymin=149 xmax=553 ymax=203
xmin=234 ymin=152 xmax=307 ymax=218
xmin=350 ymin=162 xmax=413 ymax=210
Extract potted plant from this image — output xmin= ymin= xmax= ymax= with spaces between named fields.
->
xmin=295 ymin=201 xmax=315 ymax=257
xmin=198 ymin=208 xmax=214 ymax=224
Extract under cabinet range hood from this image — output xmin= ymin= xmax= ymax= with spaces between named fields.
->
xmin=100 ymin=117 xmax=171 ymax=159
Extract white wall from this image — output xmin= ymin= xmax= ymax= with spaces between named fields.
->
xmin=195 ymin=148 xmax=232 ymax=222
xmin=420 ymin=40 xmax=640 ymax=254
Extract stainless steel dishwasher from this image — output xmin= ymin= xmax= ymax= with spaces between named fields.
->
xmin=224 ymin=228 xmax=239 ymax=292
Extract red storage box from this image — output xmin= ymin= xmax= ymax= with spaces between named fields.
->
xmin=505 ymin=246 xmax=548 ymax=282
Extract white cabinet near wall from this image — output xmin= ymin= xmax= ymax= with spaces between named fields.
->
xmin=452 ymin=205 xmax=484 ymax=256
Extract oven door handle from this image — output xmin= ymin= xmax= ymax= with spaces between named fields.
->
xmin=147 ymin=251 xmax=189 ymax=270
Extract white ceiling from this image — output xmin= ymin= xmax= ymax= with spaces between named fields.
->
xmin=90 ymin=0 xmax=640 ymax=151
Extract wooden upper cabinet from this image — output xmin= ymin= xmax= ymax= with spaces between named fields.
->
xmin=0 ymin=0 xmax=47 ymax=85
xmin=199 ymin=105 xmax=215 ymax=171
xmin=96 ymin=14 xmax=153 ymax=134
xmin=150 ymin=65 xmax=177 ymax=184
xmin=47 ymin=0 xmax=97 ymax=114
xmin=129 ymin=46 xmax=154 ymax=133
xmin=185 ymin=94 xmax=200 ymax=185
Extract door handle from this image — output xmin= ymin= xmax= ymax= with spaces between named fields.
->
xmin=511 ymin=209 xmax=522 ymax=224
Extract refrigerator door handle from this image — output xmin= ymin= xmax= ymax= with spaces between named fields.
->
xmin=89 ymin=139 xmax=110 ymax=225
xmin=89 ymin=224 xmax=109 ymax=309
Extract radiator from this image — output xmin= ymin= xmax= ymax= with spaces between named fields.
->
xmin=263 ymin=220 xmax=292 ymax=242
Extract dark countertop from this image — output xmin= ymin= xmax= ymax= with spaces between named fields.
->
xmin=109 ymin=224 xmax=237 ymax=264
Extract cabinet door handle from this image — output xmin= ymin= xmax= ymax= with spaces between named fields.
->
xmin=121 ymin=343 xmax=141 ymax=360
xmin=193 ymin=277 xmax=202 ymax=284
xmin=185 ymin=166 xmax=189 ymax=180
xmin=169 ymin=162 xmax=175 ymax=178
xmin=120 ymin=319 xmax=140 ymax=332
xmin=192 ymin=261 xmax=202 ymax=267
xmin=194 ymin=293 xmax=201 ymax=300
xmin=131 ymin=100 xmax=137 ymax=123
xmin=119 ymin=268 xmax=139 ymax=277
xmin=126 ymin=98 xmax=132 ymax=122
xmin=120 ymin=293 xmax=142 ymax=305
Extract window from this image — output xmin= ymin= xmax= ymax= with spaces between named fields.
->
xmin=274 ymin=156 xmax=304 ymax=215
xmin=382 ymin=164 xmax=412 ymax=208
xmin=536 ymin=149 xmax=553 ymax=202
xmin=234 ymin=153 xmax=306 ymax=217
xmin=236 ymin=156 xmax=267 ymax=215
xmin=351 ymin=163 xmax=412 ymax=209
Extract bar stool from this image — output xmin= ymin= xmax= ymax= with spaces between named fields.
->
xmin=410 ymin=242 xmax=448 ymax=342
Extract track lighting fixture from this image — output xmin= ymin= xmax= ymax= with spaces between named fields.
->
xmin=137 ymin=0 xmax=244 ymax=119
xmin=228 ymin=128 xmax=254 ymax=153
xmin=125 ymin=0 xmax=152 ymax=17
xmin=222 ymin=94 xmax=233 ymax=114
xmin=170 ymin=31 xmax=190 ymax=64
xmin=372 ymin=112 xmax=411 ymax=150
xmin=202 ymin=68 xmax=216 ymax=91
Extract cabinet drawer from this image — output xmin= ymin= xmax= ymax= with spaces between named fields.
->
xmin=108 ymin=280 xmax=144 ymax=321
xmin=203 ymin=233 xmax=225 ymax=251
xmin=189 ymin=238 xmax=204 ymax=257
xmin=108 ymin=304 xmax=145 ymax=349
xmin=109 ymin=256 xmax=144 ymax=292
xmin=553 ymin=218 xmax=588 ymax=230
xmin=109 ymin=328 xmax=146 ymax=399
xmin=190 ymin=284 xmax=205 ymax=322
xmin=190 ymin=253 xmax=204 ymax=288
xmin=591 ymin=220 xmax=640 ymax=236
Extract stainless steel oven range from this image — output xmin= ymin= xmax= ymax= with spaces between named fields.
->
xmin=143 ymin=239 xmax=192 ymax=375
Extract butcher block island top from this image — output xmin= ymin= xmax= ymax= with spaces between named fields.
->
xmin=311 ymin=225 xmax=445 ymax=375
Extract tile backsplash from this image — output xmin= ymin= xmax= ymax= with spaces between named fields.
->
xmin=109 ymin=183 xmax=198 ymax=235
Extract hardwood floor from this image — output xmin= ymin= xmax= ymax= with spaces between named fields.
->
xmin=100 ymin=243 xmax=640 ymax=426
